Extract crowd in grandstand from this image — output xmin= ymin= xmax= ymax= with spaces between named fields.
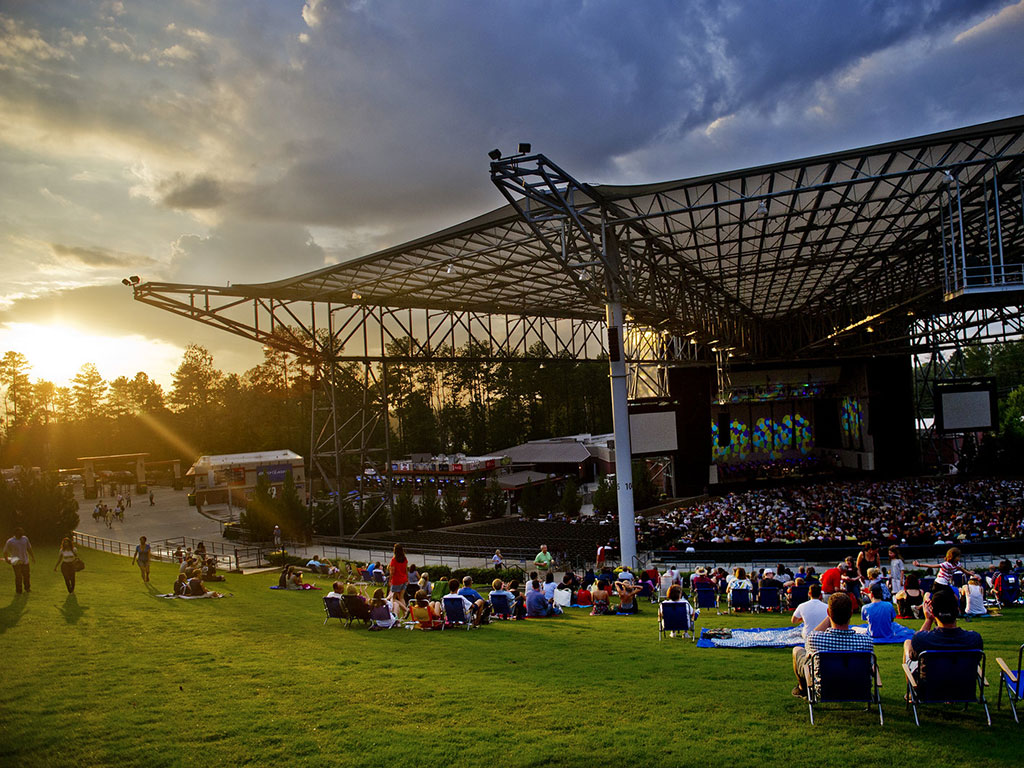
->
xmin=643 ymin=477 xmax=1024 ymax=548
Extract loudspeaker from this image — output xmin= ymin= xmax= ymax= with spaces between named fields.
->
xmin=717 ymin=412 xmax=731 ymax=445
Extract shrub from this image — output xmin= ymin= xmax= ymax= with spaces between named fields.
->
xmin=0 ymin=469 xmax=79 ymax=543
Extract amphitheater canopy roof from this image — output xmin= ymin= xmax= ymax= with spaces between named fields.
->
xmin=138 ymin=115 xmax=1024 ymax=360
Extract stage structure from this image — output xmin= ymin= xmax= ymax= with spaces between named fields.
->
xmin=132 ymin=116 xmax=1024 ymax=563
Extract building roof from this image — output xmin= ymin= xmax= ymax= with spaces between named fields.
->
xmin=496 ymin=470 xmax=557 ymax=490
xmin=136 ymin=114 xmax=1024 ymax=362
xmin=502 ymin=440 xmax=595 ymax=465
xmin=187 ymin=450 xmax=303 ymax=475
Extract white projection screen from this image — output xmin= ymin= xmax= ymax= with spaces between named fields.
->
xmin=629 ymin=410 xmax=678 ymax=454
xmin=935 ymin=380 xmax=997 ymax=433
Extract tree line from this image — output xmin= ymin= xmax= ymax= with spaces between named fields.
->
xmin=0 ymin=332 xmax=613 ymax=487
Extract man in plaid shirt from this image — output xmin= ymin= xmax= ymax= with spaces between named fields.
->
xmin=792 ymin=592 xmax=873 ymax=697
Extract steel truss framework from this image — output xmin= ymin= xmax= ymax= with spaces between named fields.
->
xmin=134 ymin=116 xmax=1024 ymax=531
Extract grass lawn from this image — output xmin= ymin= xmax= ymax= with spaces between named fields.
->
xmin=1 ymin=548 xmax=1022 ymax=767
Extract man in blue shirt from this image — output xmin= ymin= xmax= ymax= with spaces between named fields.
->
xmin=860 ymin=583 xmax=896 ymax=640
xmin=458 ymin=576 xmax=492 ymax=623
xmin=526 ymin=579 xmax=554 ymax=617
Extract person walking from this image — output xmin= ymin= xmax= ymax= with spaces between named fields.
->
xmin=54 ymin=537 xmax=79 ymax=594
xmin=4 ymin=527 xmax=36 ymax=594
xmin=131 ymin=535 xmax=152 ymax=583
xmin=273 ymin=525 xmax=282 ymax=548
xmin=148 ymin=490 xmax=155 ymax=506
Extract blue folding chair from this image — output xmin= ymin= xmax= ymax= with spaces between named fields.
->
xmin=919 ymin=576 xmax=935 ymax=594
xmin=728 ymin=588 xmax=751 ymax=614
xmin=996 ymin=643 xmax=1023 ymax=724
xmin=693 ymin=585 xmax=719 ymax=615
xmin=757 ymin=586 xmax=781 ymax=613
xmin=322 ymin=596 xmax=351 ymax=627
xmin=804 ymin=651 xmax=883 ymax=725
xmin=658 ymin=601 xmax=696 ymax=641
xmin=904 ymin=649 xmax=990 ymax=726
xmin=490 ymin=592 xmax=513 ymax=620
xmin=787 ymin=584 xmax=809 ymax=611
xmin=995 ymin=572 xmax=1021 ymax=607
xmin=442 ymin=595 xmax=476 ymax=630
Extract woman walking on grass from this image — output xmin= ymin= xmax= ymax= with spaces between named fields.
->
xmin=131 ymin=536 xmax=151 ymax=583
xmin=388 ymin=543 xmax=409 ymax=613
xmin=54 ymin=537 xmax=79 ymax=594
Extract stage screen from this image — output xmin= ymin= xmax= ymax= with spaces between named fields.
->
xmin=935 ymin=379 xmax=998 ymax=432
xmin=629 ymin=410 xmax=678 ymax=454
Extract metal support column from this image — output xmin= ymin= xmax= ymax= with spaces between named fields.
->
xmin=606 ymin=300 xmax=637 ymax=565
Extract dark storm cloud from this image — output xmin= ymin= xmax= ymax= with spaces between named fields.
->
xmin=169 ymin=218 xmax=326 ymax=284
xmin=51 ymin=243 xmax=156 ymax=268
xmin=159 ymin=174 xmax=225 ymax=210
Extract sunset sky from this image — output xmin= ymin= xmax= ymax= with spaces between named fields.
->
xmin=2 ymin=0 xmax=1023 ymax=389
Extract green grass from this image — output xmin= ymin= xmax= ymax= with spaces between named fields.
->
xmin=1 ymin=548 xmax=1022 ymax=767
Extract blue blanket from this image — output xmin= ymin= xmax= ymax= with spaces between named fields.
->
xmin=696 ymin=622 xmax=916 ymax=649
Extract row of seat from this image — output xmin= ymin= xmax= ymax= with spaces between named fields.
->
xmin=656 ymin=598 xmax=1023 ymax=727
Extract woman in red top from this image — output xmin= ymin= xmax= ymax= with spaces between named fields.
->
xmin=388 ymin=543 xmax=409 ymax=612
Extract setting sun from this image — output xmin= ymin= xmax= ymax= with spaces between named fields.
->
xmin=0 ymin=322 xmax=183 ymax=388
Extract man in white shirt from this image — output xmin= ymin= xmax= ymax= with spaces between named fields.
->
xmin=791 ymin=584 xmax=829 ymax=638
xmin=4 ymin=527 xmax=35 ymax=595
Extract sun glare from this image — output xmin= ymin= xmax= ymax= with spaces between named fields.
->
xmin=0 ymin=322 xmax=183 ymax=389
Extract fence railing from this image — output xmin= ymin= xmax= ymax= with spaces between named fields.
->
xmin=72 ymin=531 xmax=135 ymax=557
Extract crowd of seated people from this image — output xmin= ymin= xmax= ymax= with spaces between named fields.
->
xmin=643 ymin=477 xmax=1024 ymax=548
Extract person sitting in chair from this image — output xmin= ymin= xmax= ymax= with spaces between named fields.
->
xmin=659 ymin=584 xmax=696 ymax=638
xmin=526 ymin=579 xmax=555 ymax=617
xmin=792 ymin=592 xmax=873 ymax=698
xmin=446 ymin=579 xmax=482 ymax=625
xmin=903 ymin=588 xmax=982 ymax=672
xmin=458 ymin=576 xmax=492 ymax=624
xmin=408 ymin=589 xmax=442 ymax=630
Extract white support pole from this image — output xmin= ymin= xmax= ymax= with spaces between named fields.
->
xmin=606 ymin=300 xmax=637 ymax=565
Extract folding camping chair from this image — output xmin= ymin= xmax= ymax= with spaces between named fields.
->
xmin=490 ymin=592 xmax=513 ymax=620
xmin=996 ymin=643 xmax=1024 ymax=724
xmin=694 ymin=585 xmax=719 ymax=615
xmin=787 ymin=584 xmax=809 ymax=611
xmin=757 ymin=586 xmax=781 ymax=613
xmin=903 ymin=649 xmax=991 ymax=726
xmin=804 ymin=651 xmax=883 ymax=725
xmin=343 ymin=594 xmax=372 ymax=626
xmin=442 ymin=595 xmax=476 ymax=630
xmin=658 ymin=601 xmax=696 ymax=642
xmin=322 ymin=595 xmax=352 ymax=627
xmin=728 ymin=588 xmax=752 ymax=614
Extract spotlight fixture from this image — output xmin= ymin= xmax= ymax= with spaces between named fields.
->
xmin=756 ymin=200 xmax=768 ymax=215
xmin=518 ymin=142 xmax=531 ymax=154
xmin=129 ymin=275 xmax=140 ymax=284
xmin=944 ymin=169 xmax=954 ymax=183
xmin=446 ymin=263 xmax=454 ymax=275
xmin=121 ymin=278 xmax=132 ymax=286
xmin=488 ymin=148 xmax=502 ymax=161
xmin=351 ymin=291 xmax=362 ymax=300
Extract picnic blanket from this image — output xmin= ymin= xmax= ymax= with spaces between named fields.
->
xmin=696 ymin=622 xmax=916 ymax=649
xmin=269 ymin=585 xmax=322 ymax=590
xmin=156 ymin=593 xmax=226 ymax=599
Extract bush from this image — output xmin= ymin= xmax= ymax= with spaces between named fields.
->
xmin=0 ymin=469 xmax=79 ymax=544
